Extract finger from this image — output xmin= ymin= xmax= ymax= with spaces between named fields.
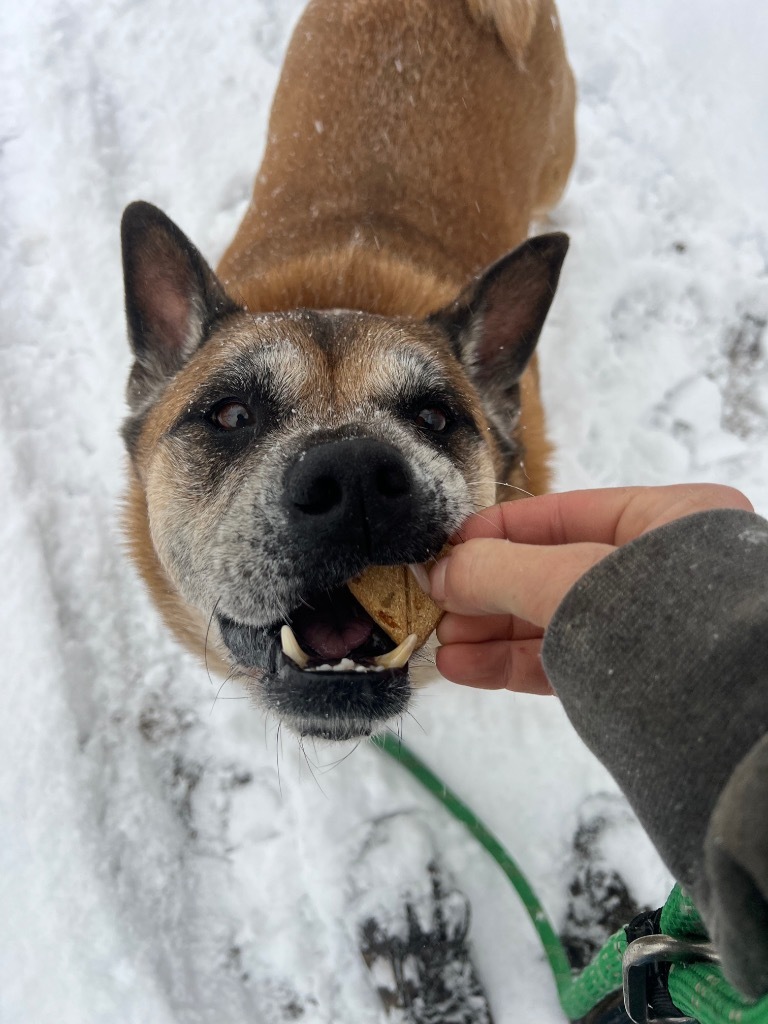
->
xmin=436 ymin=639 xmax=553 ymax=695
xmin=455 ymin=484 xmax=753 ymax=548
xmin=430 ymin=537 xmax=616 ymax=626
xmin=616 ymin=483 xmax=754 ymax=542
xmin=436 ymin=611 xmax=542 ymax=645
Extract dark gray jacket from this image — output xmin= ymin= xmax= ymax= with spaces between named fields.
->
xmin=541 ymin=508 xmax=768 ymax=998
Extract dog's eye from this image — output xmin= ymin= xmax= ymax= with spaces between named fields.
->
xmin=413 ymin=405 xmax=450 ymax=432
xmin=210 ymin=400 xmax=254 ymax=431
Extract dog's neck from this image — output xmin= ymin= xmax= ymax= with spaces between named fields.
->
xmin=214 ymin=198 xmax=512 ymax=318
xmin=219 ymin=241 xmax=461 ymax=318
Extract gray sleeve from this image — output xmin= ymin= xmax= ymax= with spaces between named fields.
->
xmin=540 ymin=508 xmax=768 ymax=904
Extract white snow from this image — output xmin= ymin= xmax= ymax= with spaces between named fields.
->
xmin=2 ymin=0 xmax=766 ymax=1021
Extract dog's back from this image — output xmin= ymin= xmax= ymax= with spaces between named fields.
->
xmin=218 ymin=0 xmax=575 ymax=311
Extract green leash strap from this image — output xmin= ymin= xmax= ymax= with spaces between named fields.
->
xmin=373 ymin=733 xmax=768 ymax=1024
xmin=660 ymin=887 xmax=768 ymax=1024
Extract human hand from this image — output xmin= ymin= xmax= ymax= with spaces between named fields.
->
xmin=429 ymin=484 xmax=753 ymax=694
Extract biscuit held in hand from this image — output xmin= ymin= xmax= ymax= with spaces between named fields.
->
xmin=348 ymin=552 xmax=448 ymax=650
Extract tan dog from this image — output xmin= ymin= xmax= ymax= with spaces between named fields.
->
xmin=121 ymin=0 xmax=575 ymax=740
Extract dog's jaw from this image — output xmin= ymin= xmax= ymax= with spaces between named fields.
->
xmin=259 ymin=664 xmax=411 ymax=742
xmin=217 ymin=596 xmax=415 ymax=740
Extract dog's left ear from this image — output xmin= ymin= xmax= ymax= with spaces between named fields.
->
xmin=429 ymin=232 xmax=569 ymax=390
xmin=121 ymin=201 xmax=239 ymax=410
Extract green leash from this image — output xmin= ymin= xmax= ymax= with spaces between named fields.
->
xmin=373 ymin=732 xmax=768 ymax=1024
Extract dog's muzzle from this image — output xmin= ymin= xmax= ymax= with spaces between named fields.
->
xmin=216 ymin=437 xmax=446 ymax=740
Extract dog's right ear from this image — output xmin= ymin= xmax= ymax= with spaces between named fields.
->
xmin=429 ymin=232 xmax=569 ymax=393
xmin=121 ymin=201 xmax=239 ymax=410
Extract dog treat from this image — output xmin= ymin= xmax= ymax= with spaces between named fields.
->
xmin=348 ymin=550 xmax=449 ymax=649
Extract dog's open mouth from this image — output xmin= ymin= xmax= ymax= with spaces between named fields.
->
xmin=218 ymin=587 xmax=417 ymax=741
xmin=283 ymin=588 xmax=419 ymax=673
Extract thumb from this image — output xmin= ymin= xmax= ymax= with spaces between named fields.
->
xmin=429 ymin=537 xmax=616 ymax=628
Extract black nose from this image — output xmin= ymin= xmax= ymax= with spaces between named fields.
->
xmin=283 ymin=438 xmax=416 ymax=557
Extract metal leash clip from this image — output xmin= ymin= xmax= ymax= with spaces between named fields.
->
xmin=622 ymin=932 xmax=722 ymax=1024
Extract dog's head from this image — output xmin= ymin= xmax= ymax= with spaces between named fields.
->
xmin=120 ymin=202 xmax=567 ymax=740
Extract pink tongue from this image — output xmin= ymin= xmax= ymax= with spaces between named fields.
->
xmin=301 ymin=617 xmax=373 ymax=660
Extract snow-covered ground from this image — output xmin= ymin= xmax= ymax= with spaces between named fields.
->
xmin=2 ymin=1 xmax=766 ymax=1021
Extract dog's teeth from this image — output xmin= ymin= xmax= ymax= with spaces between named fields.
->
xmin=280 ymin=624 xmax=310 ymax=669
xmin=373 ymin=633 xmax=419 ymax=670
xmin=310 ymin=658 xmax=384 ymax=673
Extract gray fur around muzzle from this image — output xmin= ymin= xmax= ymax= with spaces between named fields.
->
xmin=217 ymin=434 xmax=449 ymax=741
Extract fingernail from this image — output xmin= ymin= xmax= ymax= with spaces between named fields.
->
xmin=407 ymin=562 xmax=431 ymax=593
xmin=429 ymin=559 xmax=448 ymax=603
